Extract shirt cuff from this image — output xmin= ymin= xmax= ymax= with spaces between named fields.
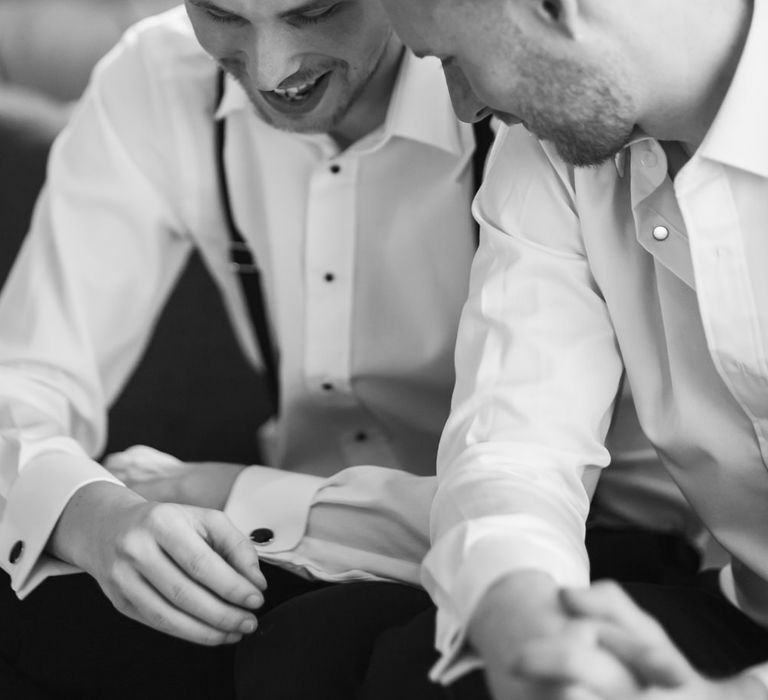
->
xmin=424 ymin=515 xmax=589 ymax=685
xmin=224 ymin=467 xmax=325 ymax=554
xmin=744 ymin=663 xmax=768 ymax=697
xmin=0 ymin=448 xmax=124 ymax=597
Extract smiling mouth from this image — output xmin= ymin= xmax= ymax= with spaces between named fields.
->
xmin=271 ymin=72 xmax=329 ymax=102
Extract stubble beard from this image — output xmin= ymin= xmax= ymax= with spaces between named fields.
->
xmin=514 ymin=43 xmax=636 ymax=167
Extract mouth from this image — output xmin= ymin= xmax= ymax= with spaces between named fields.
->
xmin=260 ymin=71 xmax=333 ymax=116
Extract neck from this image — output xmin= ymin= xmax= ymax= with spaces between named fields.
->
xmin=330 ymin=37 xmax=404 ymax=150
xmin=636 ymin=0 xmax=753 ymax=150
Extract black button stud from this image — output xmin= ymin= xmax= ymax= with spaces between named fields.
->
xmin=354 ymin=431 xmax=368 ymax=442
xmin=324 ymin=273 xmax=335 ymax=282
xmin=330 ymin=164 xmax=341 ymax=174
xmin=321 ymin=382 xmax=334 ymax=391
xmin=249 ymin=528 xmax=275 ymax=545
xmin=9 ymin=540 xmax=24 ymax=565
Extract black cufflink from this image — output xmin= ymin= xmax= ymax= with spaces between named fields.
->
xmin=249 ymin=528 xmax=275 ymax=545
xmin=9 ymin=540 xmax=24 ymax=565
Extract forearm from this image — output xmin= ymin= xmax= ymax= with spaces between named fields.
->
xmin=110 ymin=449 xmax=434 ymax=585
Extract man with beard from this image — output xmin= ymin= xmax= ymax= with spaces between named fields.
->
xmin=339 ymin=0 xmax=766 ymax=698
xmin=0 ymin=0 xmax=706 ymax=698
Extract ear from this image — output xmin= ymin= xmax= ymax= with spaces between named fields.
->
xmin=531 ymin=0 xmax=581 ymax=39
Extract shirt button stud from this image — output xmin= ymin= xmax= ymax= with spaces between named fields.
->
xmin=354 ymin=431 xmax=368 ymax=442
xmin=652 ymin=225 xmax=669 ymax=242
xmin=324 ymin=273 xmax=335 ymax=282
xmin=330 ymin=164 xmax=341 ymax=174
xmin=9 ymin=540 xmax=24 ymax=565
xmin=249 ymin=528 xmax=275 ymax=545
xmin=321 ymin=382 xmax=334 ymax=392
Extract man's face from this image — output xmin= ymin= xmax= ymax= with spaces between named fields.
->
xmin=186 ymin=0 xmax=396 ymax=134
xmin=383 ymin=0 xmax=636 ymax=166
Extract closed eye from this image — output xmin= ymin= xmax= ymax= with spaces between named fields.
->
xmin=204 ymin=7 xmax=245 ymax=25
xmin=289 ymin=2 xmax=343 ymax=27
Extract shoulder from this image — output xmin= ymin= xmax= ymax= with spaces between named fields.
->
xmin=480 ymin=126 xmax=576 ymax=217
xmin=89 ymin=6 xmax=217 ymax=120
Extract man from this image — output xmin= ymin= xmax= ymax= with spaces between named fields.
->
xmin=0 ymin=1 xmax=700 ymax=699
xmin=356 ymin=0 xmax=768 ymax=698
xmin=0 ymin=1 xmax=482 ymax=696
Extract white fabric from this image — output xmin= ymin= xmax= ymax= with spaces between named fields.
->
xmin=0 ymin=8 xmax=698 ymax=599
xmin=428 ymin=0 xmax=768 ymax=682
xmin=0 ymin=7 xmax=475 ymax=595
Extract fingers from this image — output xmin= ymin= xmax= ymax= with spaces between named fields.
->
xmin=561 ymin=582 xmax=661 ymax=641
xmin=197 ymin=508 xmax=268 ymax=592
xmin=596 ymin=624 xmax=686 ymax=688
xmin=134 ymin=540 xmax=260 ymax=636
xmin=512 ymin=622 xmax=640 ymax=698
xmin=561 ymin=582 xmax=692 ymax=688
xmin=152 ymin=506 xmax=266 ymax=610
xmin=110 ymin=567 xmax=246 ymax=646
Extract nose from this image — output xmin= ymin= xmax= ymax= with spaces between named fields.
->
xmin=443 ymin=63 xmax=488 ymax=123
xmin=247 ymin=28 xmax=302 ymax=92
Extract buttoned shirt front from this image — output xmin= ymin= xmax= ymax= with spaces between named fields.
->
xmin=0 ymin=6 xmax=477 ymax=594
xmin=0 ymin=7 xmax=698 ymax=602
xmin=429 ymin=0 xmax=768 ymax=683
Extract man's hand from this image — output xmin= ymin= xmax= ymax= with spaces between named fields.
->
xmin=104 ymin=447 xmax=246 ymax=510
xmin=468 ymin=571 xmax=640 ymax=700
xmin=124 ymin=462 xmax=246 ymax=510
xmin=514 ymin=580 xmax=768 ymax=700
xmin=50 ymin=481 xmax=266 ymax=646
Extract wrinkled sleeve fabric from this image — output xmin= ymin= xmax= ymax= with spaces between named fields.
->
xmin=0 ymin=28 xmax=193 ymax=596
xmin=224 ymin=464 xmax=433 ymax=586
xmin=746 ymin=663 xmax=768 ymax=696
xmin=425 ymin=126 xmax=625 ymax=682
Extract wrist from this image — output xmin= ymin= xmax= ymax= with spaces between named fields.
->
xmin=468 ymin=570 xmax=565 ymax=666
xmin=49 ymin=481 xmax=144 ymax=568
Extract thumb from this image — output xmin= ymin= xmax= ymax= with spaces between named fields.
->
xmin=197 ymin=509 xmax=267 ymax=592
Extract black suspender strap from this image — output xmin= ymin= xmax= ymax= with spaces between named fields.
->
xmin=214 ymin=71 xmax=495 ymax=417
xmin=471 ymin=116 xmax=494 ymax=194
xmin=215 ymin=69 xmax=280 ymax=416
xmin=470 ymin=116 xmax=494 ymax=244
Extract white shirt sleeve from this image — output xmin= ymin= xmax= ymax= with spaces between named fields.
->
xmin=0 ymin=30 xmax=192 ymax=595
xmin=746 ymin=665 xmax=768 ymax=697
xmin=225 ymin=465 xmax=433 ymax=586
xmin=105 ymin=445 xmax=434 ymax=586
xmin=426 ymin=126 xmax=625 ymax=682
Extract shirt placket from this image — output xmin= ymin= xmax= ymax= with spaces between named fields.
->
xmin=629 ymin=141 xmax=696 ymax=289
xmin=303 ymin=155 xmax=400 ymax=468
xmin=304 ymin=156 xmax=356 ymax=399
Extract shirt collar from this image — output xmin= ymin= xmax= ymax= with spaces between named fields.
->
xmin=614 ymin=128 xmax=654 ymax=177
xmin=383 ymin=51 xmax=465 ymax=157
xmin=214 ymin=50 xmax=465 ymax=158
xmin=697 ymin=0 xmax=768 ymax=178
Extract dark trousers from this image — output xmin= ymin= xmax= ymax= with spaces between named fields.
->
xmin=0 ymin=563 xmax=328 ymax=699
xmin=234 ymin=529 xmax=768 ymax=700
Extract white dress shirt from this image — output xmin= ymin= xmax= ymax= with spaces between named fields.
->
xmin=0 ymin=8 xmax=697 ymax=601
xmin=429 ymin=0 xmax=768 ymax=684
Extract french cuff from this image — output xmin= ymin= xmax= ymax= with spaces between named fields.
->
xmin=0 ymin=450 xmax=123 ymax=598
xmin=223 ymin=467 xmax=325 ymax=554
xmin=744 ymin=663 xmax=768 ymax=697
xmin=424 ymin=515 xmax=589 ymax=685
